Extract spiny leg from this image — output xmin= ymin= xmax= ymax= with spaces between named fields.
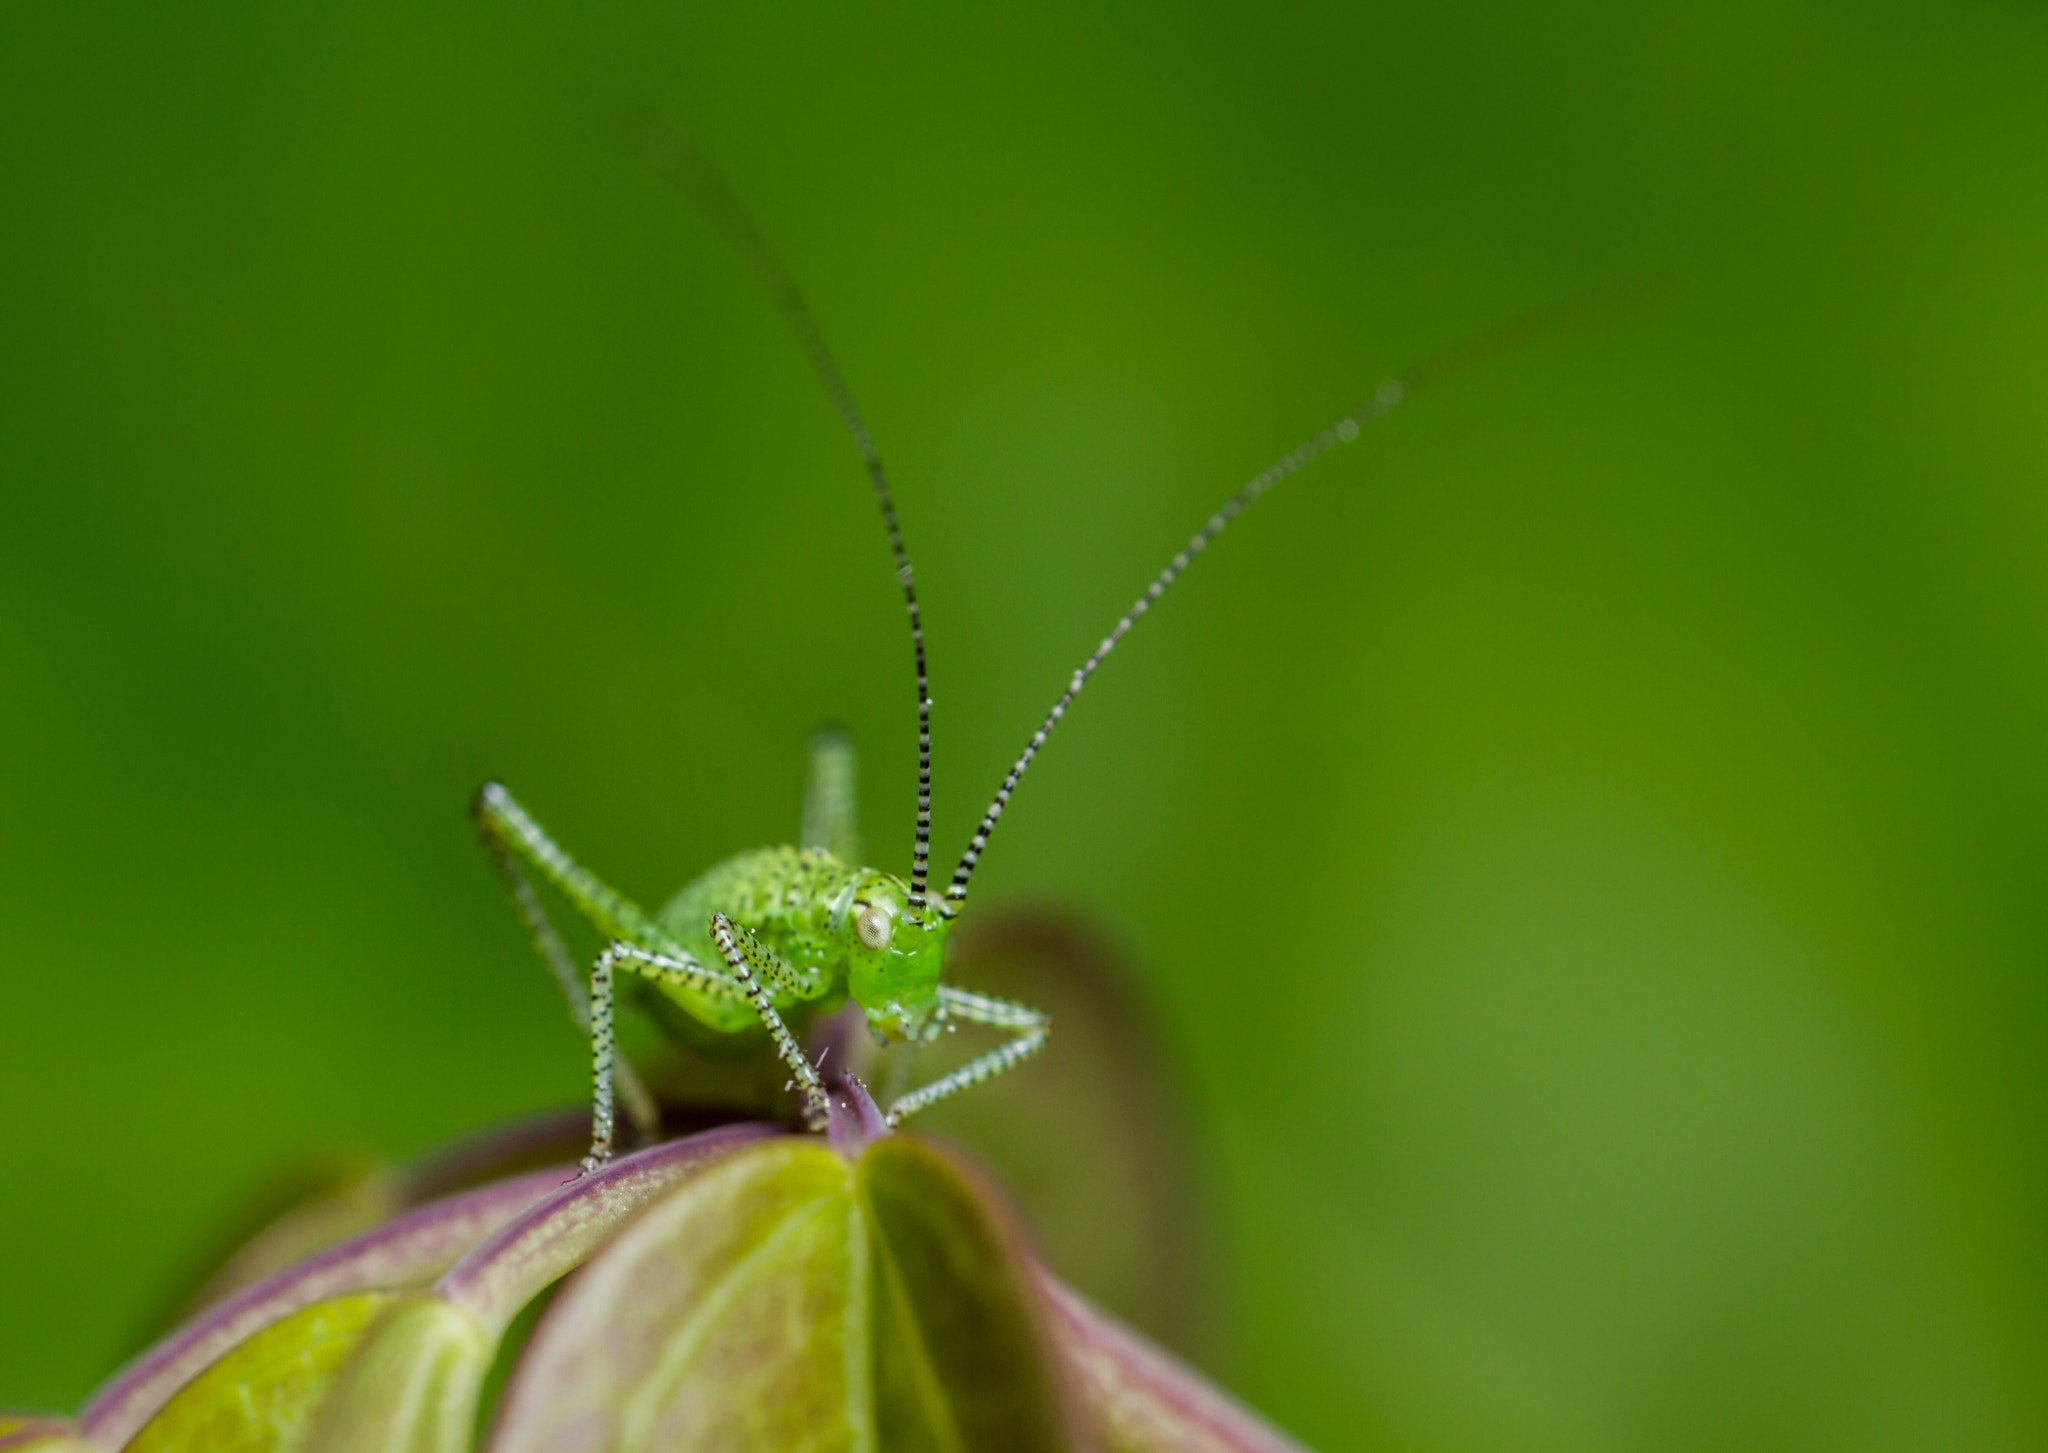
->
xmin=885 ymin=986 xmax=1049 ymax=1126
xmin=800 ymin=727 xmax=863 ymax=864
xmin=713 ymin=913 xmax=829 ymax=999
xmin=708 ymin=912 xmax=833 ymax=1130
xmin=581 ymin=939 xmax=751 ymax=1173
xmin=475 ymin=815 xmax=660 ymax=1143
xmin=473 ymin=783 xmax=675 ymax=947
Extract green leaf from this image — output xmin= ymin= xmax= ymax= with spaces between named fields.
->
xmin=489 ymin=1139 xmax=867 ymax=1451
xmin=83 ymin=1167 xmax=575 ymax=1450
xmin=306 ymin=1296 xmax=492 ymax=1453
xmin=860 ymin=1138 xmax=1079 ymax=1453
xmin=491 ymin=1135 xmax=1083 ymax=1453
xmin=436 ymin=1125 xmax=775 ymax=1340
xmin=80 ymin=1122 xmax=1303 ymax=1452
xmin=124 ymin=1293 xmax=399 ymax=1453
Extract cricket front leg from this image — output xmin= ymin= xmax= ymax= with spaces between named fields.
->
xmin=708 ymin=913 xmax=834 ymax=1131
xmin=582 ymin=940 xmax=750 ymax=1173
xmin=884 ymin=986 xmax=1049 ymax=1126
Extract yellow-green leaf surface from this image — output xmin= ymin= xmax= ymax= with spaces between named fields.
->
xmin=81 ymin=1166 xmax=576 ymax=1450
xmin=125 ymin=1293 xmax=398 ymax=1453
xmin=491 ymin=1136 xmax=1083 ymax=1453
xmin=305 ymin=1295 xmax=492 ymax=1453
xmin=861 ymin=1139 xmax=1076 ymax=1453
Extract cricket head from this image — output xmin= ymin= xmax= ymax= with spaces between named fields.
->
xmin=839 ymin=872 xmax=950 ymax=1045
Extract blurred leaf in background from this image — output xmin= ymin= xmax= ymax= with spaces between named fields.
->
xmin=2 ymin=1 xmax=2045 ymax=1449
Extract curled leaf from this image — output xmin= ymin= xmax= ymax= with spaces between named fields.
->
xmin=64 ymin=1117 xmax=1307 ymax=1453
xmin=306 ymin=1295 xmax=490 ymax=1453
xmin=489 ymin=1138 xmax=869 ymax=1451
xmin=124 ymin=1294 xmax=400 ymax=1453
xmin=82 ymin=1168 xmax=573 ymax=1449
xmin=491 ymin=1130 xmax=1086 ymax=1452
xmin=439 ymin=1123 xmax=775 ymax=1338
xmin=859 ymin=1138 xmax=1078 ymax=1453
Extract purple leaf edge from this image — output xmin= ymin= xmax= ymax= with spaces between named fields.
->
xmin=1041 ymin=1274 xmax=1312 ymax=1453
xmin=77 ymin=1163 xmax=572 ymax=1449
xmin=0 ymin=1418 xmax=84 ymax=1451
xmin=70 ymin=1123 xmax=1312 ymax=1453
xmin=434 ymin=1122 xmax=780 ymax=1332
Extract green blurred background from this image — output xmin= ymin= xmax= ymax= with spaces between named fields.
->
xmin=4 ymin=1 xmax=2045 ymax=1446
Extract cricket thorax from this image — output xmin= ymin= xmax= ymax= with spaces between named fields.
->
xmin=651 ymin=846 xmax=948 ymax=1038
xmin=655 ymin=845 xmax=856 ymax=969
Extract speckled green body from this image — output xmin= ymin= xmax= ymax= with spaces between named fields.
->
xmin=649 ymin=846 xmax=867 ymax=1036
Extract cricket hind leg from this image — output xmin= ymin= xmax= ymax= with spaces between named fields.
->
xmin=884 ymin=986 xmax=1049 ymax=1126
xmin=800 ymin=727 xmax=862 ymax=863
xmin=472 ymin=782 xmax=674 ymax=946
xmin=474 ymin=814 xmax=661 ymax=1144
xmin=582 ymin=939 xmax=755 ymax=1172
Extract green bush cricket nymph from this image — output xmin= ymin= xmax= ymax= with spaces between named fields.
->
xmin=473 ymin=135 xmax=1605 ymax=1176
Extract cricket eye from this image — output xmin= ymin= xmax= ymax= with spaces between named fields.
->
xmin=856 ymin=905 xmax=892 ymax=951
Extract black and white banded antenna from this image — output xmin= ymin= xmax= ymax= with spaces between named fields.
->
xmin=941 ymin=283 xmax=1649 ymax=915
xmin=646 ymin=127 xmax=940 ymax=916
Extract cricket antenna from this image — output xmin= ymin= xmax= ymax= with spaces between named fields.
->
xmin=646 ymin=126 xmax=939 ymax=913
xmin=943 ymin=283 xmax=1649 ymax=912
